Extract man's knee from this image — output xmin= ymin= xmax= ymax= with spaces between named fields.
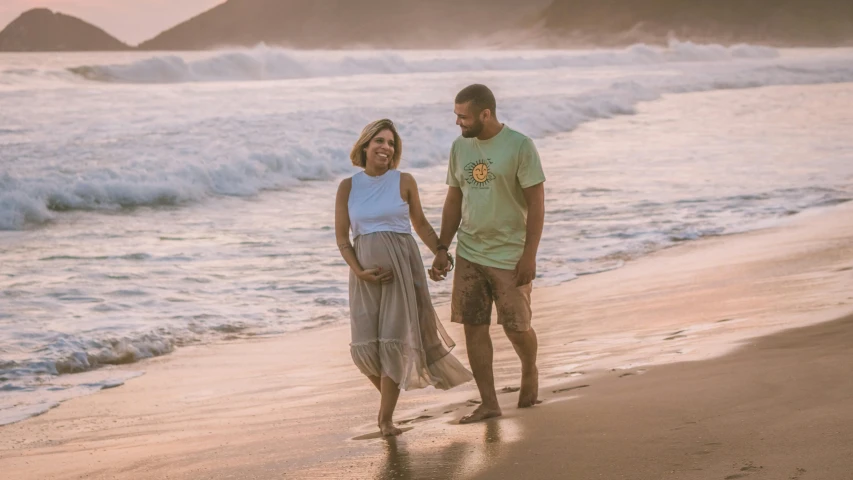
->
xmin=502 ymin=324 xmax=531 ymax=335
xmin=503 ymin=325 xmax=535 ymax=343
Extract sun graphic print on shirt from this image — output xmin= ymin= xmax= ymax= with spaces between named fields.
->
xmin=464 ymin=159 xmax=495 ymax=189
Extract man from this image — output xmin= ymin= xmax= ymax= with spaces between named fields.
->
xmin=431 ymin=84 xmax=546 ymax=424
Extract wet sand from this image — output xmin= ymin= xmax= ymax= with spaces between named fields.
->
xmin=0 ymin=202 xmax=851 ymax=479
xmin=472 ymin=312 xmax=853 ymax=480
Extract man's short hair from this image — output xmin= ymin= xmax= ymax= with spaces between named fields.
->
xmin=455 ymin=84 xmax=497 ymax=116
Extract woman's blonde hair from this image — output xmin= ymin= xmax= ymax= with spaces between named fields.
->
xmin=350 ymin=119 xmax=402 ymax=169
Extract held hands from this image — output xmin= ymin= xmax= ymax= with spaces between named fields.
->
xmin=357 ymin=267 xmax=393 ymax=285
xmin=514 ymin=254 xmax=537 ymax=287
xmin=429 ymin=251 xmax=452 ymax=282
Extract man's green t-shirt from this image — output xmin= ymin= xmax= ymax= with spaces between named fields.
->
xmin=446 ymin=125 xmax=545 ymax=270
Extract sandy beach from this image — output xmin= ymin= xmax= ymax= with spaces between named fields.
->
xmin=3 ymin=9 xmax=853 ymax=477
xmin=1 ymin=193 xmax=851 ymax=479
xmin=470 ymin=313 xmax=853 ymax=480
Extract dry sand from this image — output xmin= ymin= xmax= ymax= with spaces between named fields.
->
xmin=1 ymin=200 xmax=851 ymax=479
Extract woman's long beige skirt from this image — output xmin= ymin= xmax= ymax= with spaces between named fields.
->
xmin=349 ymin=231 xmax=473 ymax=391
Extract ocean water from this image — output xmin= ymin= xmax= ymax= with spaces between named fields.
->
xmin=1 ymin=41 xmax=852 ymax=426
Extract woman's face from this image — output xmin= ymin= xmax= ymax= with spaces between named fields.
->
xmin=364 ymin=129 xmax=396 ymax=171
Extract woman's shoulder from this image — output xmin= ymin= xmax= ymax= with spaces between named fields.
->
xmin=337 ymin=176 xmax=354 ymax=193
xmin=398 ymin=170 xmax=416 ymax=183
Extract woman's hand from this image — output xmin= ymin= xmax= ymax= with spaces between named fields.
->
xmin=357 ymin=267 xmax=394 ymax=284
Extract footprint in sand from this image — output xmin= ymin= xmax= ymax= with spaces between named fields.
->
xmin=553 ymin=384 xmax=590 ymax=394
xmin=619 ymin=368 xmax=647 ymax=378
xmin=398 ymin=415 xmax=433 ymax=425
xmin=499 ymin=386 xmax=520 ymax=394
xmin=663 ymin=329 xmax=689 ymax=340
xmin=724 ymin=462 xmax=762 ymax=479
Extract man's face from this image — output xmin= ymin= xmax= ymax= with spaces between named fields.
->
xmin=454 ymin=101 xmax=484 ymax=138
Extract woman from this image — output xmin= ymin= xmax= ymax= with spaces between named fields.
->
xmin=335 ymin=119 xmax=473 ymax=436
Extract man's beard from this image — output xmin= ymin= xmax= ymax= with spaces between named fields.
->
xmin=461 ymin=120 xmax=484 ymax=138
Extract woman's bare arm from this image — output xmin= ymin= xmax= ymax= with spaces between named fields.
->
xmin=335 ymin=178 xmax=365 ymax=273
xmin=402 ymin=173 xmax=441 ymax=254
xmin=336 ymin=179 xmax=392 ymax=284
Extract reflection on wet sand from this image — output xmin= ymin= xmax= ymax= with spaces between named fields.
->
xmin=373 ymin=418 xmax=521 ymax=480
xmin=291 ymin=415 xmax=523 ymax=479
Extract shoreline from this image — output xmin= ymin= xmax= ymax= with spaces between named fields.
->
xmin=0 ymin=197 xmax=836 ymax=429
xmin=1 ymin=198 xmax=851 ymax=478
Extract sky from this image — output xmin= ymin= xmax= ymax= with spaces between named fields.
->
xmin=0 ymin=0 xmax=225 ymax=45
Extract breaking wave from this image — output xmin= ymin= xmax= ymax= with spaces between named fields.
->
xmin=66 ymin=40 xmax=779 ymax=84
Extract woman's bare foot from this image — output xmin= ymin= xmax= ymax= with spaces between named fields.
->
xmin=518 ymin=366 xmax=539 ymax=408
xmin=379 ymin=420 xmax=403 ymax=436
xmin=459 ymin=405 xmax=502 ymax=424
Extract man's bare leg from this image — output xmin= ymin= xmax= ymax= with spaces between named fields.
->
xmin=504 ymin=326 xmax=539 ymax=408
xmin=460 ymin=324 xmax=503 ymax=424
xmin=379 ymin=376 xmax=403 ymax=436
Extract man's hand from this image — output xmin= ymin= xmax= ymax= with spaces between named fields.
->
xmin=514 ymin=254 xmax=536 ymax=287
xmin=429 ymin=251 xmax=450 ymax=281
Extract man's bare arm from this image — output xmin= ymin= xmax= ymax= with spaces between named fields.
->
xmin=515 ymin=182 xmax=545 ymax=286
xmin=439 ymin=186 xmax=463 ymax=248
xmin=430 ymin=186 xmax=463 ymax=280
xmin=521 ymin=182 xmax=545 ymax=261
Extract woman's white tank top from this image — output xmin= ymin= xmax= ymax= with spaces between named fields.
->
xmin=348 ymin=169 xmax=412 ymax=239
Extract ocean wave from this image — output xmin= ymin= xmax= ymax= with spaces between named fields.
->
xmin=0 ymin=154 xmax=318 ymax=230
xmin=5 ymin=54 xmax=853 ymax=230
xmin=0 ymin=312 xmax=288 ymax=426
xmin=64 ymin=40 xmax=779 ymax=84
xmin=3 ymin=49 xmax=853 ymax=231
xmin=0 ymin=316 xmax=260 ymax=385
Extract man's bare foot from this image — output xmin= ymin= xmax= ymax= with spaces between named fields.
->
xmin=379 ymin=421 xmax=403 ymax=436
xmin=518 ymin=366 xmax=539 ymax=408
xmin=459 ymin=405 xmax=502 ymax=424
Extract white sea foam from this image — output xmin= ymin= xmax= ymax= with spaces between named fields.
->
xmin=3 ymin=48 xmax=853 ymax=231
xmin=0 ymin=371 xmax=143 ymax=426
xmin=63 ymin=40 xmax=779 ymax=84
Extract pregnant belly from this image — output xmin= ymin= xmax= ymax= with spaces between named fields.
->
xmin=354 ymin=232 xmax=412 ymax=272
